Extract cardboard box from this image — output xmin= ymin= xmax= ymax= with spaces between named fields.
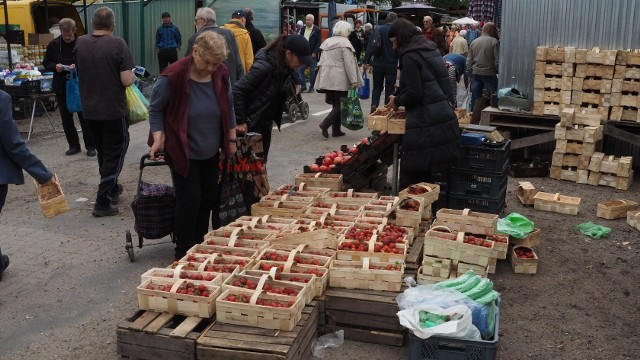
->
xmin=28 ymin=33 xmax=54 ymax=46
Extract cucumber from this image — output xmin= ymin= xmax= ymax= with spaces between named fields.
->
xmin=452 ymin=275 xmax=482 ymax=293
xmin=435 ymin=270 xmax=476 ymax=289
xmin=464 ymin=278 xmax=494 ymax=301
xmin=475 ymin=290 xmax=500 ymax=305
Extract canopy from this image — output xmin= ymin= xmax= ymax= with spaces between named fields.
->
xmin=453 ymin=17 xmax=479 ymax=25
xmin=389 ymin=4 xmax=449 ymax=15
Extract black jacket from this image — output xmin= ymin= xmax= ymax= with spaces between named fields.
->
xmin=364 ymin=23 xmax=398 ymax=65
xmin=246 ymin=21 xmax=267 ymax=55
xmin=233 ymin=48 xmax=294 ymax=129
xmin=297 ymin=25 xmax=322 ymax=56
xmin=42 ymin=36 xmax=76 ymax=94
xmin=394 ymin=35 xmax=460 ymax=173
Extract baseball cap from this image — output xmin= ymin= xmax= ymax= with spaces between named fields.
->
xmin=232 ymin=9 xmax=246 ymax=19
xmin=161 ymin=12 xmax=170 ymax=18
xmin=285 ymin=35 xmax=313 ymax=67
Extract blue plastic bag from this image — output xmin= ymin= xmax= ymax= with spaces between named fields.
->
xmin=66 ymin=68 xmax=82 ymax=113
xmin=358 ymin=71 xmax=370 ymax=100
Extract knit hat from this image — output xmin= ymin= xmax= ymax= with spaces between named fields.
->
xmin=232 ymin=9 xmax=246 ymax=19
xmin=161 ymin=12 xmax=170 ymax=18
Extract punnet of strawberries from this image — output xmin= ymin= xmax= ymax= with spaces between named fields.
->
xmin=407 ymin=185 xmax=428 ymax=195
xmin=222 ymin=293 xmax=295 ymax=308
xmin=369 ymin=262 xmax=403 ymax=271
xmin=229 ymin=277 xmax=299 ymax=296
xmin=514 ymin=247 xmax=536 ymax=259
xmin=145 ymin=281 xmax=211 ymax=297
xmin=486 ymin=234 xmax=508 ymax=243
xmin=463 ymin=235 xmax=493 ymax=248
xmin=399 ymin=199 xmax=421 ymax=211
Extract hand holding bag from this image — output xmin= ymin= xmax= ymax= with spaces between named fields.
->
xmin=358 ymin=71 xmax=370 ymax=100
xmin=340 ymin=88 xmax=364 ymax=131
xmin=66 ymin=68 xmax=82 ymax=113
xmin=215 ymin=159 xmax=249 ymax=227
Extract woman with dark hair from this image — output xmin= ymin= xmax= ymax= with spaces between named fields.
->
xmin=233 ymin=34 xmax=313 ymax=160
xmin=385 ymin=18 xmax=460 ymax=194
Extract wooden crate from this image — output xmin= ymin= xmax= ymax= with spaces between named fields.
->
xmin=610 ymin=106 xmax=640 ymax=122
xmin=535 ymin=47 xmax=572 ymax=63
xmin=614 ymin=64 xmax=640 ymax=79
xmin=517 ymin=181 xmax=537 ymax=206
xmin=197 ymin=302 xmax=318 ymax=360
xmin=329 ymin=258 xmax=404 ymax=292
xmin=456 ymin=261 xmax=489 ymax=278
xmin=534 ymin=74 xmax=571 ymax=91
xmin=421 ymin=255 xmax=451 ymax=279
xmin=251 ymin=200 xmax=310 ymax=219
xmin=554 ymin=123 xmax=603 ymax=143
xmin=533 ymin=101 xmax=562 ymax=116
xmin=533 ymin=192 xmax=581 ymax=215
xmin=395 ymin=198 xmax=424 ymax=233
xmin=34 ymin=173 xmax=69 ymax=218
xmin=489 ymin=234 xmax=509 ymax=260
xmin=533 ymin=88 xmax=572 ymax=105
xmin=294 ymin=173 xmax=343 ymax=192
xmin=596 ymin=199 xmax=639 ymax=220
xmin=509 ymin=246 xmax=539 ymax=274
xmin=252 ymin=261 xmax=328 ymax=298
xmin=598 ymin=155 xmax=633 ymax=177
xmin=141 ymin=267 xmax=224 ymax=286
xmin=551 ymin=151 xmax=591 ymax=170
xmin=336 ymin=237 xmax=408 ymax=263
xmin=187 ymin=244 xmax=260 ymax=261
xmin=627 ymin=211 xmax=640 ymax=231
xmin=433 ymin=208 xmax=498 ymax=235
xmin=367 ymin=108 xmax=391 ymax=131
xmin=323 ymin=288 xmax=405 ymax=347
xmin=399 ymin=182 xmax=440 ymax=205
xmin=565 ymin=103 xmax=611 ymax=120
xmin=610 ymin=92 xmax=640 ymax=107
xmin=416 ymin=266 xmax=456 ymax=285
xmin=137 ymin=278 xmax=221 ymax=318
xmin=270 ymin=228 xmax=339 ymax=250
xmin=572 ymin=77 xmax=613 ymax=93
xmin=509 ymin=228 xmax=542 ymax=248
xmin=588 ymin=170 xmax=634 ymax=190
xmin=222 ymin=272 xmax=312 ymax=305
xmin=322 ymin=189 xmax=379 ymax=205
xmin=117 ymin=310 xmax=213 ymax=360
xmin=387 ymin=118 xmax=406 ymax=134
xmin=423 ymin=229 xmax=494 ymax=267
xmin=571 ymin=91 xmax=612 ymax=107
xmin=611 ymin=78 xmax=640 ymax=93
xmin=575 ymin=47 xmax=617 ymax=65
xmin=575 ymin=64 xmax=615 ymax=79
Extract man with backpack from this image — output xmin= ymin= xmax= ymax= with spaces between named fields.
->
xmin=363 ymin=12 xmax=398 ymax=114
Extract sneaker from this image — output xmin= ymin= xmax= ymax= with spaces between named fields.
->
xmin=0 ymin=254 xmax=9 ymax=281
xmin=110 ymin=184 xmax=124 ymax=205
xmin=65 ymin=147 xmax=81 ymax=156
xmin=86 ymin=149 xmax=97 ymax=157
xmin=92 ymin=203 xmax=119 ymax=217
xmin=307 ymin=89 xmax=314 ymax=93
xmin=319 ymin=124 xmax=329 ymax=139
xmin=332 ymin=131 xmax=346 ymax=137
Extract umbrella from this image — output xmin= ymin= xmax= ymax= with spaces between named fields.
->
xmin=388 ymin=4 xmax=449 ymax=15
xmin=453 ymin=17 xmax=479 ymax=25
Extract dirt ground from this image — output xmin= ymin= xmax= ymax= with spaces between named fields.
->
xmin=0 ymin=92 xmax=638 ymax=360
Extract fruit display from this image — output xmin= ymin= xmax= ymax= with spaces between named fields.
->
xmin=306 ymin=149 xmax=356 ymax=173
xmin=329 ymin=259 xmax=405 ymax=291
xmin=221 ymin=293 xmax=296 ymax=308
xmin=255 ymin=261 xmax=326 ymax=277
xmin=137 ymin=278 xmax=221 ymax=318
xmin=399 ymin=198 xmax=421 ymax=211
xmin=144 ymin=281 xmax=212 ymax=297
xmin=462 ymin=235 xmax=494 ymax=248
xmin=223 ymin=275 xmax=303 ymax=298
xmin=514 ymin=246 xmax=535 ymax=259
xmin=141 ymin=268 xmax=223 ymax=286
xmin=369 ymin=262 xmax=403 ymax=271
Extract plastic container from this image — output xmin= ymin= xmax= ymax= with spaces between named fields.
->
xmin=450 ymin=169 xmax=508 ymax=198
xmin=408 ymin=307 xmax=500 ymax=360
xmin=460 ymin=132 xmax=486 ymax=146
xmin=457 ymin=140 xmax=511 ymax=173
xmin=448 ymin=191 xmax=506 ymax=215
xmin=39 ymin=73 xmax=53 ymax=92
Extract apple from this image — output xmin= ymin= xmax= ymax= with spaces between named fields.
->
xmin=319 ymin=165 xmax=328 ymax=172
xmin=309 ymin=164 xmax=319 ymax=172
xmin=333 ymin=156 xmax=343 ymax=164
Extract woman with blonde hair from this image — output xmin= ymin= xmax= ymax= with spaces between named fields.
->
xmin=148 ymin=31 xmax=237 ymax=260
xmin=314 ymin=20 xmax=362 ymax=138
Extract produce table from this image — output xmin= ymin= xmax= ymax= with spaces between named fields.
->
xmin=11 ymin=92 xmax=59 ymax=142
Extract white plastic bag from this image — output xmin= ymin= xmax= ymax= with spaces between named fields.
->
xmin=397 ymin=304 xmax=481 ymax=340
xmin=311 ymin=330 xmax=344 ymax=358
xmin=397 ymin=284 xmax=471 ymax=311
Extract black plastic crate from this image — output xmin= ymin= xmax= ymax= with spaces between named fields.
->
xmin=448 ymin=191 xmax=506 ymax=215
xmin=457 ymin=140 xmax=510 ymax=173
xmin=450 ymin=169 xmax=508 ymax=198
xmin=13 ymin=98 xmax=44 ymax=120
xmin=3 ymin=80 xmax=41 ymax=97
xmin=408 ymin=307 xmax=500 ymax=360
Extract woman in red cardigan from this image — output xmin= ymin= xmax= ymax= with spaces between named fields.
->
xmin=148 ymin=31 xmax=237 ymax=260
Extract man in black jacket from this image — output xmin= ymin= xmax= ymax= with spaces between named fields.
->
xmin=297 ymin=14 xmax=321 ymax=92
xmin=243 ymin=8 xmax=267 ymax=55
xmin=43 ymin=18 xmax=96 ymax=156
xmin=364 ymin=12 xmax=398 ymax=113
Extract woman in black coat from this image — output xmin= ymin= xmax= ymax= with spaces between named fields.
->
xmin=385 ymin=18 xmax=461 ymax=191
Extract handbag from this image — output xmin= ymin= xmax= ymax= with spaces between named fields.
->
xmin=66 ymin=68 xmax=82 ymax=113
xmin=340 ymin=88 xmax=364 ymax=131
xmin=215 ymin=159 xmax=248 ymax=228
xmin=126 ymin=84 xmax=149 ymax=125
xmin=358 ymin=71 xmax=370 ymax=100
xmin=234 ymin=134 xmax=269 ymax=211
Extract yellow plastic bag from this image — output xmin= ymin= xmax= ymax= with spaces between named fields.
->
xmin=126 ymin=85 xmax=149 ymax=125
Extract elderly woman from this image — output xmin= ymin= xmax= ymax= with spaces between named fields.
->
xmin=385 ymin=18 xmax=460 ymax=193
xmin=314 ymin=20 xmax=362 ymax=138
xmin=148 ymin=31 xmax=236 ymax=260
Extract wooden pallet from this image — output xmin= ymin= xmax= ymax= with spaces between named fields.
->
xmin=549 ymin=166 xmax=588 ymax=183
xmin=566 ymin=103 xmax=611 ymax=120
xmin=196 ymin=302 xmax=318 ymax=360
xmin=588 ymin=154 xmax=633 ymax=177
xmin=575 ymin=64 xmax=615 ymax=79
xmin=535 ymin=46 xmax=576 ymax=64
xmin=551 ymin=151 xmax=591 ymax=170
xmin=597 ymin=199 xmax=639 ymax=220
xmin=572 ymin=77 xmax=613 ymax=93
xmin=322 ymin=288 xmax=405 ymax=347
xmin=587 ymin=170 xmax=634 ymax=190
xmin=575 ymin=48 xmax=617 ymax=65
xmin=533 ymin=89 xmax=572 ymax=104
xmin=610 ymin=106 xmax=640 ymax=122
xmin=554 ymin=124 xmax=603 ymax=143
xmin=534 ymin=74 xmax=572 ymax=91
xmin=117 ymin=310 xmax=213 ymax=360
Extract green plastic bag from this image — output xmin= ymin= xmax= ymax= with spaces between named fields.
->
xmin=126 ymin=84 xmax=149 ymax=125
xmin=496 ymin=213 xmax=535 ymax=239
xmin=576 ymin=222 xmax=611 ymax=239
xmin=340 ymin=88 xmax=364 ymax=131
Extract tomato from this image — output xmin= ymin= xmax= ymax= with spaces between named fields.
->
xmin=309 ymin=164 xmax=319 ymax=172
xmin=318 ymin=165 xmax=328 ymax=172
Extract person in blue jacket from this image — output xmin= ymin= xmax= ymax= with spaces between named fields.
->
xmin=0 ymin=90 xmax=54 ymax=280
xmin=156 ymin=12 xmax=182 ymax=73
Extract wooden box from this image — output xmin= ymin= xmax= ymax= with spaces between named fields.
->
xmin=416 ymin=266 xmax=456 ymax=285
xmin=597 ymin=199 xmax=639 ymax=220
xmin=216 ymin=287 xmax=306 ymax=331
xmin=399 ymin=182 xmax=440 ymax=205
xmin=395 ymin=198 xmax=424 ymax=233
xmin=329 ymin=258 xmax=404 ymax=292
xmin=489 ymin=234 xmax=509 ymax=260
xmin=423 ymin=229 xmax=494 ymax=267
xmin=509 ymin=228 xmax=542 ymax=248
xmin=251 ymin=200 xmax=310 ymax=219
xmin=367 ymin=108 xmax=391 ymax=131
xmin=34 ymin=173 xmax=69 ymax=218
xmin=252 ymin=261 xmax=328 ymax=298
xmin=141 ymin=267 xmax=224 ymax=286
xmin=186 ymin=244 xmax=259 ymax=261
xmin=533 ymin=192 xmax=581 ymax=215
xmin=197 ymin=302 xmax=318 ymax=360
xmin=456 ymin=261 xmax=489 ymax=278
xmin=294 ymin=172 xmax=343 ymax=192
xmin=433 ymin=208 xmax=498 ymax=235
xmin=117 ymin=310 xmax=213 ymax=360
xmin=509 ymin=246 xmax=539 ymax=274
xmin=336 ymin=236 xmax=408 ymax=263
xmin=387 ymin=118 xmax=406 ymax=134
xmin=517 ymin=181 xmax=537 ymax=206
xmin=270 ymin=228 xmax=339 ymax=250
xmin=137 ymin=278 xmax=221 ymax=318
xmin=222 ymin=272 xmax=312 ymax=305
xmin=323 ymin=189 xmax=378 ymax=205
xmin=421 ymin=255 xmax=451 ymax=279
xmin=627 ymin=211 xmax=640 ymax=231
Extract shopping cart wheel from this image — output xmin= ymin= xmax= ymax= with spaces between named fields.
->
xmin=125 ymin=230 xmax=135 ymax=262
xmin=301 ymin=102 xmax=310 ymax=120
xmin=288 ymin=104 xmax=299 ymax=122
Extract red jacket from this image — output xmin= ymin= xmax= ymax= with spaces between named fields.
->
xmin=150 ymin=56 xmax=231 ymax=177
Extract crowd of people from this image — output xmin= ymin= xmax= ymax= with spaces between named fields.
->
xmin=0 ymin=6 xmax=499 ymax=272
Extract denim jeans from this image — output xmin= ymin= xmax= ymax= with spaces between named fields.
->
xmin=298 ymin=58 xmax=318 ymax=90
xmin=470 ymin=74 xmax=498 ymax=111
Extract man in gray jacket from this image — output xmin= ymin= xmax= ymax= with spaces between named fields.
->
xmin=186 ymin=7 xmax=244 ymax=84
xmin=466 ymin=22 xmax=499 ymax=111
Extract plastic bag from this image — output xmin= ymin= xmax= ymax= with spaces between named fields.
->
xmin=398 ymin=304 xmax=481 ymax=340
xmin=311 ymin=330 xmax=344 ymax=358
xmin=576 ymin=222 xmax=611 ymax=239
xmin=358 ymin=71 xmax=370 ymax=99
xmin=497 ymin=213 xmax=535 ymax=239
xmin=126 ymin=84 xmax=149 ymax=125
xmin=340 ymin=88 xmax=364 ymax=130
xmin=131 ymin=82 xmax=150 ymax=107
xmin=66 ymin=68 xmax=82 ymax=113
